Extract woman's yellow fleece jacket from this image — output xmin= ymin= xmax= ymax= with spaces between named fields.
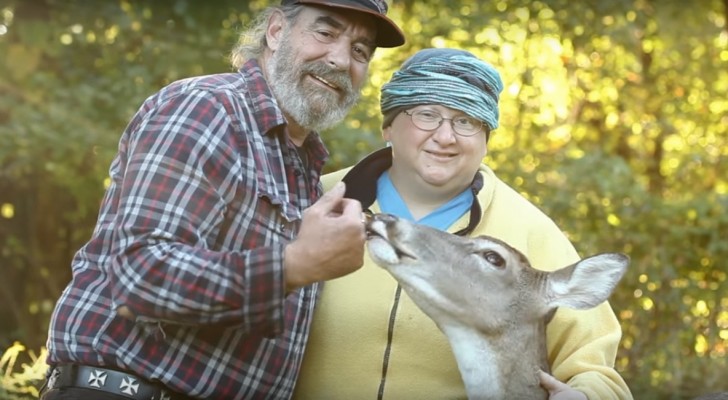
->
xmin=294 ymin=150 xmax=632 ymax=400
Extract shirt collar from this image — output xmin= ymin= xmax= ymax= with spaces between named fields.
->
xmin=240 ymin=59 xmax=287 ymax=137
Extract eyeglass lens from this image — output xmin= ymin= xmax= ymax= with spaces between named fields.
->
xmin=406 ymin=110 xmax=482 ymax=136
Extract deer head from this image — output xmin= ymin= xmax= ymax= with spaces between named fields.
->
xmin=365 ymin=213 xmax=629 ymax=400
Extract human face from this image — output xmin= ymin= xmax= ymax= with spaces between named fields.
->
xmin=384 ymin=104 xmax=488 ymax=194
xmin=266 ymin=6 xmax=376 ymax=134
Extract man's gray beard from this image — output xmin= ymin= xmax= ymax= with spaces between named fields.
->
xmin=267 ymin=36 xmax=361 ymax=132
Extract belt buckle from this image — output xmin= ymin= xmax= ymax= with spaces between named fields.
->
xmin=48 ymin=367 xmax=61 ymax=388
xmin=40 ymin=366 xmax=61 ymax=395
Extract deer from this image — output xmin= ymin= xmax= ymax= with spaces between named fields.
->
xmin=364 ymin=213 xmax=629 ymax=400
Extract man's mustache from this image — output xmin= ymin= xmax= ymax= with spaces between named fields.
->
xmin=300 ymin=62 xmax=354 ymax=95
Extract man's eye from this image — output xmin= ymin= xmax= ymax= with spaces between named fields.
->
xmin=311 ymin=30 xmax=335 ymax=43
xmin=352 ymin=45 xmax=372 ymax=63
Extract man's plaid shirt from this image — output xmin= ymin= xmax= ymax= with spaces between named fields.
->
xmin=46 ymin=59 xmax=327 ymax=399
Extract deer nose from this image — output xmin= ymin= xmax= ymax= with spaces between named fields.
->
xmin=372 ymin=213 xmax=399 ymax=225
xmin=365 ymin=213 xmax=398 ymax=236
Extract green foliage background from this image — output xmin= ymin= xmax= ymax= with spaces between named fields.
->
xmin=1 ymin=0 xmax=727 ymax=398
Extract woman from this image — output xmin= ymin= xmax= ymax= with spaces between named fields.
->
xmin=293 ymin=48 xmax=632 ymax=400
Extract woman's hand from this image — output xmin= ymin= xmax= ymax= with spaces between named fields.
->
xmin=539 ymin=370 xmax=588 ymax=400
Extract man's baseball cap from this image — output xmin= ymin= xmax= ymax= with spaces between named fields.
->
xmin=281 ymin=0 xmax=405 ymax=47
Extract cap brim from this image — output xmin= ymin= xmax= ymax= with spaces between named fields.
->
xmin=292 ymin=0 xmax=405 ymax=47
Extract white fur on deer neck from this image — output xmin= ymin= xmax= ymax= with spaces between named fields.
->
xmin=444 ymin=327 xmax=504 ymax=399
xmin=436 ymin=312 xmax=549 ymax=399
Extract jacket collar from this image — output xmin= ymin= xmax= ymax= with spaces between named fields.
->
xmin=341 ymin=147 xmax=483 ymax=236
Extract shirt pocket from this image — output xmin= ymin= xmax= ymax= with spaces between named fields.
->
xmin=215 ymin=181 xmax=302 ymax=251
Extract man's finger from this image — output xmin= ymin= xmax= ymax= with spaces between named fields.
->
xmin=316 ymin=182 xmax=346 ymax=213
xmin=338 ymin=197 xmax=363 ymax=218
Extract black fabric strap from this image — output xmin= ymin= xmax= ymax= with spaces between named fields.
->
xmin=46 ymin=364 xmax=186 ymax=400
xmin=377 ymin=284 xmax=403 ymax=400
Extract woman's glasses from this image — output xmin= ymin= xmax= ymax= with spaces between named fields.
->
xmin=402 ymin=109 xmax=484 ymax=137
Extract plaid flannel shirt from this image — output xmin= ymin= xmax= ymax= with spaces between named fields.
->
xmin=46 ymin=59 xmax=326 ymax=399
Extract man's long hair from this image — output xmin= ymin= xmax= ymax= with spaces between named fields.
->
xmin=229 ymin=5 xmax=303 ymax=69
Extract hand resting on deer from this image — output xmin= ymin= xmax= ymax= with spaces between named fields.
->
xmin=365 ymin=213 xmax=629 ymax=400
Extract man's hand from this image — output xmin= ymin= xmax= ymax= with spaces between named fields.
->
xmin=539 ymin=370 xmax=588 ymax=400
xmin=284 ymin=182 xmax=366 ymax=291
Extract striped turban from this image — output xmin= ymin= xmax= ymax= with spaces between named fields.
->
xmin=380 ymin=48 xmax=504 ymax=132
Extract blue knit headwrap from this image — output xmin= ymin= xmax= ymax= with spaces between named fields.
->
xmin=380 ymin=48 xmax=504 ymax=132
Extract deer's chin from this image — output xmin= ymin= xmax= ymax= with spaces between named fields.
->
xmin=366 ymin=237 xmax=402 ymax=265
xmin=367 ymin=237 xmax=419 ymax=267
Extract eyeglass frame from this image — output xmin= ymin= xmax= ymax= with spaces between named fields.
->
xmin=401 ymin=109 xmax=486 ymax=137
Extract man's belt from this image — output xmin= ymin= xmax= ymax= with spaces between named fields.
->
xmin=44 ymin=364 xmax=184 ymax=400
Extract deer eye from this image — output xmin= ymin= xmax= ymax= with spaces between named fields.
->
xmin=482 ymin=251 xmax=505 ymax=268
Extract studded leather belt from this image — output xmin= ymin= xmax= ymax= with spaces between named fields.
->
xmin=43 ymin=364 xmax=188 ymax=400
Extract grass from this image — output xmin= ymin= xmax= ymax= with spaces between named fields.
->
xmin=0 ymin=342 xmax=48 ymax=399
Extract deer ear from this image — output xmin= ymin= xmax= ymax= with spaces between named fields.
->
xmin=545 ymin=253 xmax=629 ymax=310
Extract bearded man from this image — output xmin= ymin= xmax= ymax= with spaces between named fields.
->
xmin=39 ymin=1 xmax=404 ymax=399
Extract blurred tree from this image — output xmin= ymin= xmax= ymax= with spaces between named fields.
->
xmin=0 ymin=0 xmax=254 ymax=349
xmin=0 ymin=0 xmax=726 ymax=398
